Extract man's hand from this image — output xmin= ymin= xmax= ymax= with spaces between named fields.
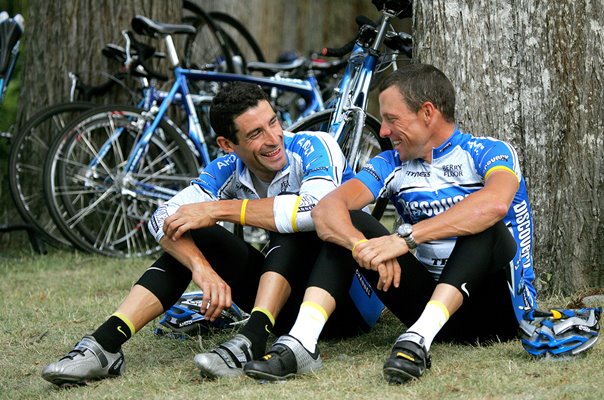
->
xmin=163 ymin=203 xmax=217 ymax=241
xmin=190 ymin=265 xmax=232 ymax=322
xmin=352 ymin=234 xmax=406 ymax=291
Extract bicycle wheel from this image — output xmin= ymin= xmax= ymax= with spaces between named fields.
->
xmin=289 ymin=109 xmax=392 ymax=220
xmin=182 ymin=0 xmax=234 ymax=72
xmin=208 ymin=11 xmax=266 ymax=70
xmin=8 ymin=101 xmax=94 ymax=248
xmin=44 ymin=105 xmax=200 ymax=258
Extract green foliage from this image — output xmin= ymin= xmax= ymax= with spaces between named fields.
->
xmin=1 ymin=249 xmax=603 ymax=399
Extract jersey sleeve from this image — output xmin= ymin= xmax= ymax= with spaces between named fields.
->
xmin=147 ymin=153 xmax=237 ymax=243
xmin=191 ymin=153 xmax=239 ymax=197
xmin=273 ymin=132 xmax=350 ymax=233
xmin=471 ymin=138 xmax=522 ymax=182
xmin=354 ymin=150 xmax=399 ymax=199
xmin=147 ymin=184 xmax=214 ymax=243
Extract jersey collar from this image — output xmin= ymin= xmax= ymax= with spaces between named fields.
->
xmin=432 ymin=128 xmax=462 ymax=160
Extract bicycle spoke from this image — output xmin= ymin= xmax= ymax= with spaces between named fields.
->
xmin=63 ymin=188 xmax=115 ymax=228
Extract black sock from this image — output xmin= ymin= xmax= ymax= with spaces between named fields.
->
xmin=91 ymin=315 xmax=133 ymax=353
xmin=239 ymin=310 xmax=273 ymax=359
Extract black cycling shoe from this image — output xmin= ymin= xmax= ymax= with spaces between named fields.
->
xmin=382 ymin=332 xmax=431 ymax=384
xmin=243 ymin=335 xmax=322 ymax=381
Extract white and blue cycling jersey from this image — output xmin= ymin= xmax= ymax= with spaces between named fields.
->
xmin=149 ymin=130 xmax=354 ymax=242
xmin=356 ymin=128 xmax=537 ymax=322
xmin=147 ymin=130 xmax=385 ymax=327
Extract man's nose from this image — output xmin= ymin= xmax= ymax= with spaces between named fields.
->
xmin=379 ymin=123 xmax=391 ymax=138
xmin=266 ymin=126 xmax=282 ymax=143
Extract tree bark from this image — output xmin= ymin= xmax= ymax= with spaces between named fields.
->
xmin=414 ymin=0 xmax=604 ymax=294
xmin=19 ymin=0 xmax=181 ymax=122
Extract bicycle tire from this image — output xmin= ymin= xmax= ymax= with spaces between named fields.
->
xmin=182 ymin=0 xmax=235 ymax=72
xmin=8 ymin=101 xmax=95 ymax=248
xmin=208 ymin=11 xmax=266 ymax=69
xmin=44 ymin=105 xmax=200 ymax=258
xmin=289 ymin=109 xmax=392 ymax=220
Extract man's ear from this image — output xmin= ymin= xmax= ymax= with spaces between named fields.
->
xmin=421 ymin=101 xmax=437 ymax=124
xmin=216 ymin=136 xmax=235 ymax=153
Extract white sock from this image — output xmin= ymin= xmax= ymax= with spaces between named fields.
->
xmin=404 ymin=300 xmax=450 ymax=351
xmin=288 ymin=301 xmax=328 ymax=354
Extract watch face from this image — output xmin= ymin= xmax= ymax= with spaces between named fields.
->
xmin=398 ymin=224 xmax=412 ymax=237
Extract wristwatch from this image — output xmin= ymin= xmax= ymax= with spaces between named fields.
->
xmin=396 ymin=223 xmax=417 ymax=250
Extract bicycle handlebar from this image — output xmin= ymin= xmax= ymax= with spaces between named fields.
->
xmin=319 ymin=14 xmax=412 ymax=59
xmin=321 ymin=15 xmax=373 ymax=57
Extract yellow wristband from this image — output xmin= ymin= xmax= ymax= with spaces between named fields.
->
xmin=240 ymin=199 xmax=249 ymax=225
xmin=352 ymin=239 xmax=368 ymax=253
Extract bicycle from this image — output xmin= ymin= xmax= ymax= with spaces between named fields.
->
xmin=289 ymin=0 xmax=412 ymax=219
xmin=43 ymin=0 xmax=413 ymax=258
xmin=7 ymin=31 xmax=171 ymax=249
xmin=42 ymin=15 xmax=342 ymax=258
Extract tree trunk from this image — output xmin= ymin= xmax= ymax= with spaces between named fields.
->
xmin=414 ymin=0 xmax=603 ymax=294
xmin=19 ymin=0 xmax=181 ymax=122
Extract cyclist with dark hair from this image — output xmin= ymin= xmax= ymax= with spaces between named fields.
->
xmin=311 ymin=63 xmax=538 ymax=384
xmin=41 ymin=81 xmax=382 ymax=386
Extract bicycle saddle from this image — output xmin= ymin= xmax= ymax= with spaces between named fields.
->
xmin=131 ymin=15 xmax=196 ymax=38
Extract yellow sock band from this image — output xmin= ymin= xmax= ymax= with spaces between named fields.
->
xmin=352 ymin=239 xmax=368 ymax=253
xmin=112 ymin=312 xmax=136 ymax=336
xmin=427 ymin=300 xmax=450 ymax=321
xmin=251 ymin=306 xmax=275 ymax=327
xmin=300 ymin=301 xmax=328 ymax=321
xmin=240 ymin=199 xmax=249 ymax=226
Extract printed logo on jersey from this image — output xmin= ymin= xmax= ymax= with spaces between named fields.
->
xmin=296 ymin=137 xmax=315 ymax=157
xmin=307 ymin=166 xmax=329 ymax=174
xmin=484 ymin=154 xmax=510 ymax=170
xmin=430 ymin=257 xmax=448 ymax=267
xmin=298 ymin=195 xmax=318 ymax=213
xmin=442 ymin=164 xmax=463 ymax=177
xmin=215 ymin=154 xmax=237 ymax=169
xmin=150 ymin=205 xmax=168 ymax=233
xmin=280 ymin=179 xmax=290 ymax=193
xmin=404 ymin=194 xmax=467 ymax=219
xmin=361 ymin=164 xmax=381 ymax=182
xmin=513 ymin=200 xmax=532 ymax=270
xmin=467 ymin=140 xmax=485 ymax=155
xmin=406 ymin=170 xmax=431 ymax=178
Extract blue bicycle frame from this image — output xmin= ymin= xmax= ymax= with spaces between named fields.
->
xmin=86 ymin=20 xmax=326 ymax=201
xmin=324 ymin=9 xmax=397 ymax=160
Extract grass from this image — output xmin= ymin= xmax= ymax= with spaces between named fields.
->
xmin=1 ymin=248 xmax=603 ymax=400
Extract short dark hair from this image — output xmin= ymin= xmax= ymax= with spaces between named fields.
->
xmin=209 ymin=82 xmax=271 ymax=144
xmin=379 ymin=64 xmax=455 ymax=122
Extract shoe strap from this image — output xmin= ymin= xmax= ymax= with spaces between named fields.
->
xmin=68 ymin=336 xmax=110 ymax=368
xmin=213 ymin=336 xmax=253 ymax=369
xmin=392 ymin=338 xmax=431 ymax=369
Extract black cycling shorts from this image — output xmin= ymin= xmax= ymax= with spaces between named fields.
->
xmin=329 ymin=210 xmax=520 ymax=343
